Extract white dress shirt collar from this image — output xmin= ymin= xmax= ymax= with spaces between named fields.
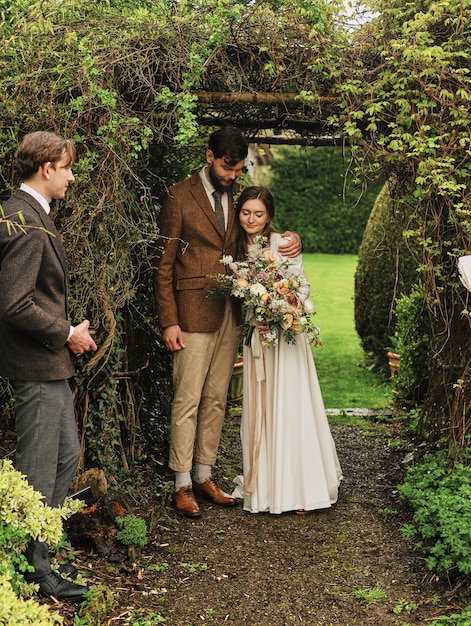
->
xmin=200 ymin=166 xmax=216 ymax=197
xmin=20 ymin=183 xmax=51 ymax=215
xmin=199 ymin=167 xmax=229 ymax=213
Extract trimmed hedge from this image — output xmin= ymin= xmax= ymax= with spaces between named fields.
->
xmin=354 ymin=181 xmax=418 ymax=365
xmin=265 ymin=146 xmax=382 ymax=254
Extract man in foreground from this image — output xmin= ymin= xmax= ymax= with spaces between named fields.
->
xmin=0 ymin=131 xmax=97 ymax=601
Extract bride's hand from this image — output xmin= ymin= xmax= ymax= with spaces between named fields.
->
xmin=258 ymin=323 xmax=270 ymax=337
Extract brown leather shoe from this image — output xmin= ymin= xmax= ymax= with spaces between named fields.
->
xmin=173 ymin=486 xmax=201 ymax=518
xmin=193 ymin=478 xmax=237 ymax=506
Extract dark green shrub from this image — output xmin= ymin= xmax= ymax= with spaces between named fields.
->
xmin=116 ymin=514 xmax=147 ymax=549
xmin=354 ymin=181 xmax=418 ymax=365
xmin=393 ymin=284 xmax=432 ymax=408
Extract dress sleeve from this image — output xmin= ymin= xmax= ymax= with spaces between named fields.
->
xmin=271 ymin=233 xmax=311 ymax=303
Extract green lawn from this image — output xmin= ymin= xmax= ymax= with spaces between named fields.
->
xmin=304 ymin=253 xmax=393 ymax=409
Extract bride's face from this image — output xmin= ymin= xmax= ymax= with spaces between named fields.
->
xmin=239 ymin=198 xmax=269 ymax=242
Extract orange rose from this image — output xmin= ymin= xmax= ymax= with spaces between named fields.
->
xmin=262 ymin=249 xmax=276 ymax=264
xmin=280 ymin=313 xmax=293 ymax=329
xmin=236 ymin=277 xmax=249 ymax=288
xmin=273 ymin=281 xmax=289 ymax=296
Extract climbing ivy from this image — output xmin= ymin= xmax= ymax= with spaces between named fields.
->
xmin=0 ymin=0 xmax=344 ymax=478
xmin=330 ymin=0 xmax=471 ymax=450
xmin=2 ymin=0 xmax=471 ymax=474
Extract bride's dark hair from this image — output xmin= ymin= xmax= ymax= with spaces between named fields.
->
xmin=235 ymin=186 xmax=277 ymax=259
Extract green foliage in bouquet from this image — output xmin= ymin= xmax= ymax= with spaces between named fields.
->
xmin=398 ymin=450 xmax=471 ymax=576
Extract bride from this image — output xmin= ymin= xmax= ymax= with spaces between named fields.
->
xmin=233 ymin=186 xmax=342 ymax=515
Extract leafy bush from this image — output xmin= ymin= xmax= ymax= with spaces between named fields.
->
xmin=116 ymin=514 xmax=147 ymax=549
xmin=354 ymin=180 xmax=418 ymax=365
xmin=393 ymin=284 xmax=432 ymax=409
xmin=429 ymin=606 xmax=471 ymax=625
xmin=0 ymin=572 xmax=63 ymax=625
xmin=0 ymin=459 xmax=83 ymax=623
xmin=398 ymin=450 xmax=471 ymax=576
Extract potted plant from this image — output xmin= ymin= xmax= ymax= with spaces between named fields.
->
xmin=228 ymin=353 xmax=243 ymax=402
xmin=386 ymin=335 xmax=401 ymax=378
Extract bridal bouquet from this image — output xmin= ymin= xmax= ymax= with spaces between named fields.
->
xmin=209 ymin=236 xmax=322 ymax=347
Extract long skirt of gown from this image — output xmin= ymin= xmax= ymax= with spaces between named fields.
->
xmin=240 ymin=333 xmax=342 ymax=514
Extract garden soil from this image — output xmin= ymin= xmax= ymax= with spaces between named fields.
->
xmin=10 ymin=411 xmax=471 ymax=624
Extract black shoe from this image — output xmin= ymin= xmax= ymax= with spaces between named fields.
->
xmin=58 ymin=562 xmax=78 ymax=579
xmin=34 ymin=571 xmax=89 ymax=602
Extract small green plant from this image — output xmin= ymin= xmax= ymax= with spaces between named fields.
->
xmin=179 ymin=562 xmax=207 ymax=574
xmin=79 ymin=585 xmax=117 ymax=626
xmin=393 ymin=598 xmax=417 ymax=614
xmin=139 ymin=562 xmax=169 ymax=572
xmin=386 ymin=334 xmax=402 ymax=354
xmin=352 ymin=586 xmax=387 ymax=604
xmin=379 ymin=507 xmax=399 ymax=517
xmin=116 ymin=515 xmax=147 ymax=549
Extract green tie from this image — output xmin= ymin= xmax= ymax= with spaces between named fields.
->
xmin=212 ymin=190 xmax=225 ymax=234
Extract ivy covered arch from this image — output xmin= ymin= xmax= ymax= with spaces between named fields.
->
xmin=1 ymin=0 xmax=471 ymax=476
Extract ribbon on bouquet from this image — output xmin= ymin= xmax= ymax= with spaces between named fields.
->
xmin=245 ymin=319 xmax=267 ymax=493
xmin=250 ymin=323 xmax=266 ymax=383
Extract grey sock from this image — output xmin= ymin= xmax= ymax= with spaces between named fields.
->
xmin=175 ymin=472 xmax=192 ymax=491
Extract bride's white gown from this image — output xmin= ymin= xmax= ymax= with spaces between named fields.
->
xmin=236 ymin=234 xmax=342 ymax=514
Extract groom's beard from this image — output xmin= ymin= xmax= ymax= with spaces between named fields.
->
xmin=208 ymin=163 xmax=236 ymax=194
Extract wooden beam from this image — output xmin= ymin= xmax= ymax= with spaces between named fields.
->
xmin=195 ymin=91 xmax=337 ymax=105
xmin=197 ymin=117 xmax=331 ymax=133
xmin=249 ymin=136 xmax=349 ymax=147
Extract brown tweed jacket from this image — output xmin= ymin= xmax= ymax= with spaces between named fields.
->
xmin=0 ymin=189 xmax=75 ymax=380
xmin=154 ymin=171 xmax=239 ymax=333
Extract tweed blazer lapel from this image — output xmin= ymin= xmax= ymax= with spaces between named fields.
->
xmin=13 ymin=189 xmax=68 ymax=275
xmin=188 ymin=172 xmax=234 ymax=241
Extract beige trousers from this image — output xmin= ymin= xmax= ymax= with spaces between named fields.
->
xmin=168 ymin=300 xmax=240 ymax=472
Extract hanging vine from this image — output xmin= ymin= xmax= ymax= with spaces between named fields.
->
xmin=0 ymin=0 xmax=345 ymax=479
xmin=2 ymin=0 xmax=471 ymax=474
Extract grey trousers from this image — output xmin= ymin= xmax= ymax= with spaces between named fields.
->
xmin=12 ymin=379 xmax=81 ymax=578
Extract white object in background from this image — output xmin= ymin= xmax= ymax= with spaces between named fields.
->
xmin=458 ymin=256 xmax=471 ymax=293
